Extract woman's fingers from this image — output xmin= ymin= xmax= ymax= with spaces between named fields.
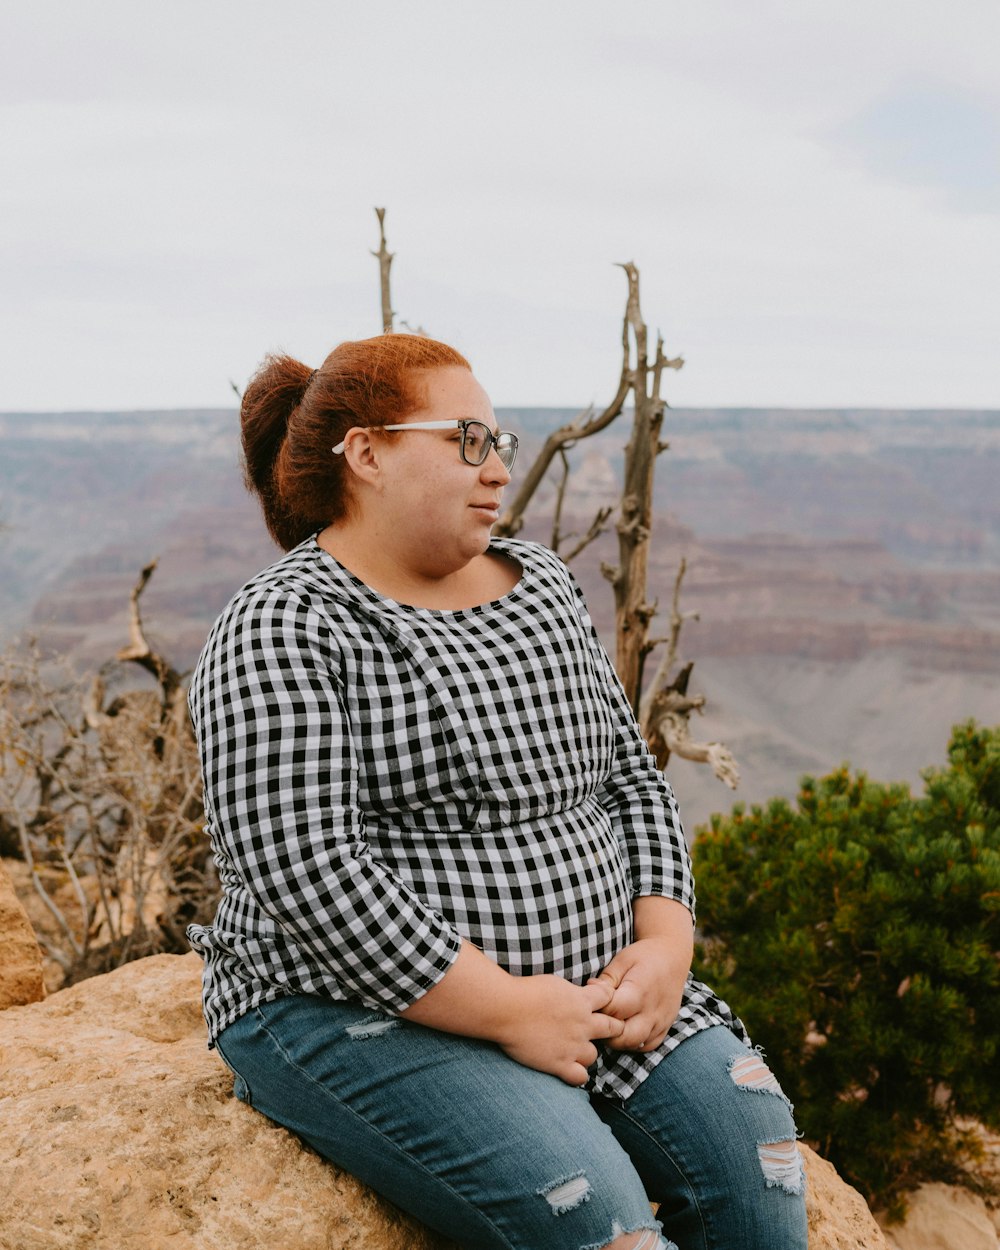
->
xmin=581 ymin=978 xmax=615 ymax=1012
xmin=605 ymin=1013 xmax=655 ymax=1051
xmin=588 ymin=977 xmax=643 ymax=1021
xmin=589 ymin=1011 xmax=626 ymax=1043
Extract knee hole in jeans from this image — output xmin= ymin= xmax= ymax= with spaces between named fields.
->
xmin=537 ymin=1177 xmax=674 ymax=1250
xmin=596 ymin=1227 xmax=675 ymax=1250
xmin=728 ymin=1051 xmax=804 ymax=1195
xmin=756 ymin=1139 xmax=805 ymax=1195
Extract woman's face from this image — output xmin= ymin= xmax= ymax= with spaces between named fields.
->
xmin=370 ymin=366 xmax=512 ymax=575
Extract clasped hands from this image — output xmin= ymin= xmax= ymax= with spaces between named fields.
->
xmin=405 ymin=898 xmax=695 ymax=1088
xmin=589 ymin=934 xmax=687 ymax=1055
xmin=496 ymin=934 xmax=689 ymax=1088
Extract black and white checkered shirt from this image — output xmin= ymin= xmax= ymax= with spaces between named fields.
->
xmin=187 ymin=536 xmax=746 ymax=1099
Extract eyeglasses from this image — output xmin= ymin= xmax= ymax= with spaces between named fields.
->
xmin=332 ymin=420 xmax=519 ymax=471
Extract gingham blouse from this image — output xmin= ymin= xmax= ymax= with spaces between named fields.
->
xmin=187 ymin=535 xmax=746 ymax=1099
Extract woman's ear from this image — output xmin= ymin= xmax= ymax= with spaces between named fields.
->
xmin=340 ymin=428 xmax=382 ymax=485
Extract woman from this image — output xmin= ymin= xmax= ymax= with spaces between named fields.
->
xmin=188 ymin=333 xmax=807 ymax=1250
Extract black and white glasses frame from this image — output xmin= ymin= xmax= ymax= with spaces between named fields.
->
xmin=332 ymin=420 xmax=519 ymax=471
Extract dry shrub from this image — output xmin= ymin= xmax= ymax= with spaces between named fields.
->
xmin=0 ymin=634 xmax=215 ymax=987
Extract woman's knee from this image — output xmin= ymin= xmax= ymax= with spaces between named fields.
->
xmin=651 ymin=1028 xmax=804 ymax=1184
xmin=598 ymin=1027 xmax=808 ymax=1248
xmin=727 ymin=1050 xmax=803 ymax=1194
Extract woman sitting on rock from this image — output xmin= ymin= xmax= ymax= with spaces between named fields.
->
xmin=187 ymin=333 xmax=808 ymax=1250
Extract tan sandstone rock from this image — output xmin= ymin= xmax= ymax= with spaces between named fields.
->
xmin=878 ymin=1182 xmax=999 ymax=1250
xmin=0 ymin=857 xmax=46 ymax=1009
xmin=0 ymin=953 xmax=453 ymax=1250
xmin=803 ymin=1146 xmax=891 ymax=1250
xmin=0 ymin=952 xmax=890 ymax=1250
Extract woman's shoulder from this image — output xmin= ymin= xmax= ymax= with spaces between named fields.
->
xmin=199 ymin=538 xmax=365 ymax=655
xmin=225 ymin=537 xmax=366 ymax=611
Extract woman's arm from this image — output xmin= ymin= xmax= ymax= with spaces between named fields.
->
xmin=192 ymin=585 xmax=465 ymax=1012
xmin=560 ymin=563 xmax=697 ymax=1047
xmin=568 ymin=575 xmax=695 ymax=914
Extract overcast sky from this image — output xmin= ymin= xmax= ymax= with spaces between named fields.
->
xmin=2 ymin=1 xmax=998 ymax=411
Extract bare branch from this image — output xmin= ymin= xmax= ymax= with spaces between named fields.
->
xmin=640 ymin=558 xmax=692 ymax=729
xmin=651 ymin=331 xmax=684 ymax=400
xmin=548 ymin=448 xmax=613 ymax=561
xmin=60 ymin=845 xmax=94 ymax=947
xmin=115 ymin=560 xmax=185 ymax=716
xmin=117 ymin=560 xmax=158 ymax=665
xmin=549 ymin=448 xmax=572 ymax=553
xmin=12 ymin=804 xmax=85 ymax=960
xmin=371 ymin=207 xmax=395 ymax=333
xmin=84 ymin=673 xmax=110 ymax=731
xmin=656 ymin=712 xmax=740 ymax=789
xmin=562 ymin=506 xmax=613 ymax=564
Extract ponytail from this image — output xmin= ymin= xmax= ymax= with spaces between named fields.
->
xmin=240 ymin=356 xmax=330 ymax=550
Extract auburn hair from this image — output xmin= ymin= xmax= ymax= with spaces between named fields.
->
xmin=240 ymin=334 xmax=471 ymax=550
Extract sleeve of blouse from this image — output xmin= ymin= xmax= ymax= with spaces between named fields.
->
xmin=190 ymin=583 xmax=463 ymax=1013
xmin=566 ymin=568 xmax=696 ymax=916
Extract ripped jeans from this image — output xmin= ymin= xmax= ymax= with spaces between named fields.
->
xmin=214 ymin=997 xmax=807 ymax=1250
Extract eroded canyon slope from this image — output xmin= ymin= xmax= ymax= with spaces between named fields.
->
xmin=2 ymin=405 xmax=997 ymax=829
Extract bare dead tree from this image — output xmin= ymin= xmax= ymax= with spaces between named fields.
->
xmin=596 ymin=269 xmax=738 ymax=785
xmin=601 ymin=262 xmax=684 ymax=709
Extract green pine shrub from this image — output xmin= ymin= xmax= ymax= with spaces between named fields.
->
xmin=691 ymin=720 xmax=1000 ymax=1213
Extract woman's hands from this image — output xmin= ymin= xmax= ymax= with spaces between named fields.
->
xmin=400 ymin=897 xmax=694 ymax=1082
xmin=400 ymin=941 xmax=624 ymax=1086
xmin=591 ymin=896 xmax=695 ymax=1054
xmin=495 ymin=975 xmax=624 ymax=1086
xmin=589 ymin=936 xmax=687 ymax=1052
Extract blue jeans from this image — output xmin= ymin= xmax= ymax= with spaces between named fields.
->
xmin=215 ymin=996 xmax=807 ymax=1250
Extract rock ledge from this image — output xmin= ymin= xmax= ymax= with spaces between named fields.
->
xmin=0 ymin=952 xmax=889 ymax=1249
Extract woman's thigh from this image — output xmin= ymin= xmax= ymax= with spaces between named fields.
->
xmin=215 ymin=994 xmax=666 ymax=1250
xmin=593 ymin=1026 xmax=808 ymax=1250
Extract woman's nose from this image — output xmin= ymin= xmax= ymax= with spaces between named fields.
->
xmin=482 ymin=447 xmax=511 ymax=485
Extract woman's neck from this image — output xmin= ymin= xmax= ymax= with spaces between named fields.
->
xmin=316 ymin=525 xmax=519 ymax=610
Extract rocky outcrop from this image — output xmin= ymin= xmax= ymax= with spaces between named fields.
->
xmin=0 ymin=857 xmax=46 ymax=1009
xmin=1 ymin=951 xmax=893 ymax=1250
xmin=0 ymin=953 xmax=452 ymax=1250
xmin=802 ymin=1147 xmax=889 ymax=1249
xmin=879 ymin=1181 xmax=1000 ymax=1250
